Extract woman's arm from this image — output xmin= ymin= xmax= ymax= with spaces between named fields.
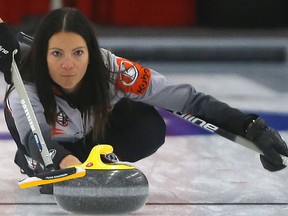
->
xmin=106 ymin=50 xmax=288 ymax=171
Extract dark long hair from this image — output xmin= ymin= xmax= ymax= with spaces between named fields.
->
xmin=21 ymin=7 xmax=111 ymax=142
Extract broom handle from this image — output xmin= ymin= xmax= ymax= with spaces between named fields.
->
xmin=166 ymin=109 xmax=288 ymax=166
xmin=11 ymin=50 xmax=54 ymax=169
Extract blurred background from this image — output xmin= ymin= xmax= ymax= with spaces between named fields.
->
xmin=2 ymin=0 xmax=288 ymax=62
xmin=2 ymin=0 xmax=288 ymax=60
xmin=2 ymin=0 xmax=288 ymax=131
xmin=1 ymin=0 xmax=288 ymax=28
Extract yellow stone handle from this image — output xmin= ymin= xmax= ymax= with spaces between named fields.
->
xmin=73 ymin=144 xmax=135 ymax=170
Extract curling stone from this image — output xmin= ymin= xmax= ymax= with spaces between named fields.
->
xmin=54 ymin=144 xmax=149 ymax=214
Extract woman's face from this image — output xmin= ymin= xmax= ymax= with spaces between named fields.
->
xmin=47 ymin=32 xmax=89 ymax=94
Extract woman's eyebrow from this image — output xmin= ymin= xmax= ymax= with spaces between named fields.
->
xmin=72 ymin=46 xmax=87 ymax=51
xmin=48 ymin=47 xmax=63 ymax=51
xmin=48 ymin=46 xmax=87 ymax=51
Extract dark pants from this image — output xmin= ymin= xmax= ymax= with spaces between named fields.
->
xmin=65 ymin=98 xmax=167 ymax=162
xmin=103 ymin=98 xmax=166 ymax=162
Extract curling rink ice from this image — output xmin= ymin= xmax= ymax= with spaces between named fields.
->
xmin=2 ymin=39 xmax=288 ymax=215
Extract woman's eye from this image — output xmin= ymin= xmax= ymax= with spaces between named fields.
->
xmin=74 ymin=50 xmax=84 ymax=56
xmin=52 ymin=51 xmax=62 ymax=57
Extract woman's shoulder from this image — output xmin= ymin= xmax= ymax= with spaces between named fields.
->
xmin=100 ymin=48 xmax=118 ymax=71
xmin=100 ymin=48 xmax=112 ymax=60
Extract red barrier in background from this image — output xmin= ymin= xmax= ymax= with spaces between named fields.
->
xmin=0 ymin=0 xmax=50 ymax=25
xmin=25 ymin=0 xmax=50 ymax=16
xmin=110 ymin=0 xmax=196 ymax=27
xmin=64 ymin=0 xmax=196 ymax=26
xmin=74 ymin=0 xmax=196 ymax=26
xmin=0 ymin=0 xmax=24 ymax=25
xmin=0 ymin=0 xmax=196 ymax=27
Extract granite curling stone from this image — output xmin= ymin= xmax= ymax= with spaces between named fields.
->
xmin=54 ymin=145 xmax=149 ymax=214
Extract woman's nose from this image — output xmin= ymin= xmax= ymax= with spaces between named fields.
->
xmin=61 ymin=58 xmax=74 ymax=69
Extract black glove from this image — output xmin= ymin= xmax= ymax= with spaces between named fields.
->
xmin=246 ymin=117 xmax=288 ymax=171
xmin=0 ymin=22 xmax=21 ymax=84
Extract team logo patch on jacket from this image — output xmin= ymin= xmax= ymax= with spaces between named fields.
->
xmin=116 ymin=57 xmax=151 ymax=95
xmin=51 ymin=110 xmax=70 ymax=136
xmin=56 ymin=110 xmax=70 ymax=127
